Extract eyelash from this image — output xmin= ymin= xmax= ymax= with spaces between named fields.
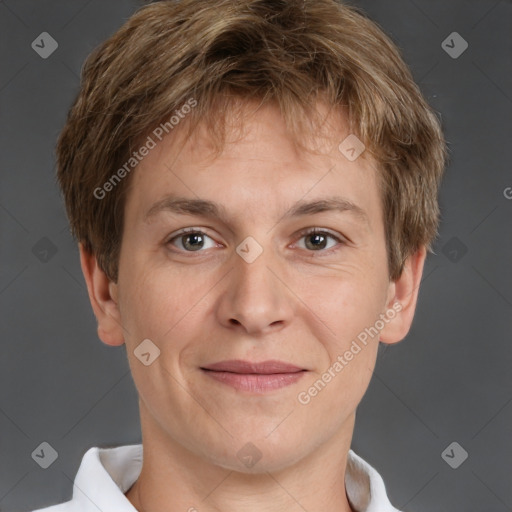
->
xmin=166 ymin=227 xmax=346 ymax=255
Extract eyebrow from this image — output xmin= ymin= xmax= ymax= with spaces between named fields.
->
xmin=143 ymin=195 xmax=370 ymax=228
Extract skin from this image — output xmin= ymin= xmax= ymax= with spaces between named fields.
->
xmin=80 ymin=100 xmax=426 ymax=512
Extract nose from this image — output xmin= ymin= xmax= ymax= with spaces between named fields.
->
xmin=216 ymin=247 xmax=294 ymax=336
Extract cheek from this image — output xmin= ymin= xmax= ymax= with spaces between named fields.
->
xmin=118 ymin=261 xmax=182 ymax=342
xmin=299 ymin=267 xmax=388 ymax=352
xmin=296 ymin=275 xmax=384 ymax=418
xmin=119 ymin=261 xmax=218 ymax=357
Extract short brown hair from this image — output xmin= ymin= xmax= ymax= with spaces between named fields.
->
xmin=56 ymin=0 xmax=448 ymax=282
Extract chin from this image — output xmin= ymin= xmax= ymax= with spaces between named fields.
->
xmin=204 ymin=433 xmax=311 ymax=474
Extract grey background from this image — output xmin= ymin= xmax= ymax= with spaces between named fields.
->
xmin=0 ymin=0 xmax=511 ymax=511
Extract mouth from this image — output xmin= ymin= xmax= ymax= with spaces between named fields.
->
xmin=200 ymin=359 xmax=307 ymax=393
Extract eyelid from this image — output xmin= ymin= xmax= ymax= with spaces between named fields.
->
xmin=295 ymin=227 xmax=347 ymax=243
xmin=165 ymin=227 xmax=221 ymax=250
xmin=166 ymin=226 xmax=216 ymax=240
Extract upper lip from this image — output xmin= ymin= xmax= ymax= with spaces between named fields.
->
xmin=201 ymin=359 xmax=305 ymax=374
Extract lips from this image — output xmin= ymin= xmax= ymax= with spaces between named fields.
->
xmin=200 ymin=359 xmax=307 ymax=393
xmin=201 ymin=359 xmax=305 ymax=374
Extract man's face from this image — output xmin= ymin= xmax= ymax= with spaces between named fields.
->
xmin=112 ymin=101 xmax=397 ymax=471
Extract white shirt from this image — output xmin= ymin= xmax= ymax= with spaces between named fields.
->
xmin=32 ymin=444 xmax=402 ymax=512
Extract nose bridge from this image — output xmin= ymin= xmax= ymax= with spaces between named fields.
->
xmin=235 ymin=246 xmax=274 ymax=296
xmin=217 ymin=238 xmax=293 ymax=334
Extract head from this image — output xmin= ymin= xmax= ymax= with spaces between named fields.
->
xmin=56 ymin=0 xmax=447 ymax=471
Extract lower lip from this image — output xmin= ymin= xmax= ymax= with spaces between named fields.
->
xmin=201 ymin=369 xmax=306 ymax=392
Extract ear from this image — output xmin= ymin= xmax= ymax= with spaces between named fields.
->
xmin=79 ymin=243 xmax=125 ymax=346
xmin=379 ymin=245 xmax=427 ymax=345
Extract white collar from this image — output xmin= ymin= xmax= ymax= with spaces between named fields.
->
xmin=33 ymin=444 xmax=401 ymax=512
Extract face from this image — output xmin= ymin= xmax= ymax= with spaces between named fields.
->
xmin=101 ymin=101 xmax=410 ymax=472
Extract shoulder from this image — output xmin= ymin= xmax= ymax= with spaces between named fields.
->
xmin=29 ymin=444 xmax=142 ymax=512
xmin=346 ymin=449 xmax=403 ymax=512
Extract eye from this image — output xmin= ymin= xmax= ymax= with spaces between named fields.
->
xmin=167 ymin=228 xmax=218 ymax=252
xmin=295 ymin=228 xmax=345 ymax=252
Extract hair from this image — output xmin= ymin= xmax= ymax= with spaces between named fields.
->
xmin=56 ymin=0 xmax=448 ymax=283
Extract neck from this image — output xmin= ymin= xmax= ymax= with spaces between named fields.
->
xmin=125 ymin=404 xmax=356 ymax=512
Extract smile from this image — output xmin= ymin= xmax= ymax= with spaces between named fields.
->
xmin=200 ymin=359 xmax=307 ymax=393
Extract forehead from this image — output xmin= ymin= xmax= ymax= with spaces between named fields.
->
xmin=123 ymin=100 xmax=383 ymax=232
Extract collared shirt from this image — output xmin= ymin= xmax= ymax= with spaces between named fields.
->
xmin=32 ymin=444 xmax=402 ymax=512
